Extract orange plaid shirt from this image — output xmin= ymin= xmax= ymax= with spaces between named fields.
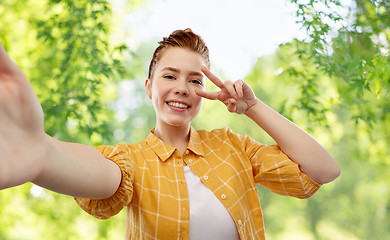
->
xmin=75 ymin=127 xmax=321 ymax=239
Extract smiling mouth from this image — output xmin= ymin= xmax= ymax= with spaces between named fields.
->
xmin=166 ymin=102 xmax=190 ymax=109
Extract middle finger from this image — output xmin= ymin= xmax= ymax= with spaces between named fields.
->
xmin=224 ymin=80 xmax=240 ymax=100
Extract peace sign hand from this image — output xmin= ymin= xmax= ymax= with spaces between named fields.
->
xmin=196 ymin=66 xmax=258 ymax=114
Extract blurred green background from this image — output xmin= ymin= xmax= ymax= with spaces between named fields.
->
xmin=0 ymin=0 xmax=389 ymax=239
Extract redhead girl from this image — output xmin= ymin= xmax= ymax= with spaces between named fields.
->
xmin=0 ymin=29 xmax=340 ymax=239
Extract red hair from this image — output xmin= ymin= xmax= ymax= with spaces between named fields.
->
xmin=148 ymin=28 xmax=210 ymax=79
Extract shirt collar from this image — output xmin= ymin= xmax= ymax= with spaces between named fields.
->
xmin=187 ymin=126 xmax=205 ymax=156
xmin=146 ymin=126 xmax=204 ymax=162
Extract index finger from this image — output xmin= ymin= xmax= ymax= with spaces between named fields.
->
xmin=201 ymin=65 xmax=225 ymax=89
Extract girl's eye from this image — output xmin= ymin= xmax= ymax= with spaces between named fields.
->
xmin=190 ymin=79 xmax=203 ymax=85
xmin=164 ymin=75 xmax=175 ymax=79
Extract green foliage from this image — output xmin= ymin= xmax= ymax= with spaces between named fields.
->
xmin=0 ymin=184 xmax=126 ymax=239
xmin=289 ymin=0 xmax=389 ymax=125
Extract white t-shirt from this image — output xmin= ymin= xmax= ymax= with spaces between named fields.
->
xmin=183 ymin=165 xmax=240 ymax=240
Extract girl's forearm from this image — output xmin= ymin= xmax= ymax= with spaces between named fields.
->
xmin=245 ymin=99 xmax=340 ymax=184
xmin=32 ymin=135 xmax=121 ymax=199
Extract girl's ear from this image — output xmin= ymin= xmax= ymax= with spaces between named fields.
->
xmin=145 ymin=79 xmax=152 ymax=99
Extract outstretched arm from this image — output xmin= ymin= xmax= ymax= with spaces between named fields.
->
xmin=196 ymin=66 xmax=340 ymax=184
xmin=0 ymin=42 xmax=121 ymax=199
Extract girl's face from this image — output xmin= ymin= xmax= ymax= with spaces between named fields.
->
xmin=145 ymin=47 xmax=206 ymax=128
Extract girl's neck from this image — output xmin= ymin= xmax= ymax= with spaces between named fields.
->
xmin=154 ymin=123 xmax=191 ymax=156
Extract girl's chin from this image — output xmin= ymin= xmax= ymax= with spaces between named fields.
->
xmin=158 ymin=118 xmax=193 ymax=128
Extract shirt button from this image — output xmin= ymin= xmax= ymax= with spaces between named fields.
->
xmin=221 ymin=194 xmax=227 ymax=200
xmin=203 ymin=175 xmax=208 ymax=180
xmin=188 ymin=159 xmax=193 ymax=164
xmin=238 ymin=220 xmax=242 ymax=225
xmin=185 ymin=150 xmax=189 ymax=154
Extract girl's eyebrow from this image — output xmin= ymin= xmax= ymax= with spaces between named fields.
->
xmin=161 ymin=67 xmax=204 ymax=78
xmin=161 ymin=67 xmax=180 ymax=73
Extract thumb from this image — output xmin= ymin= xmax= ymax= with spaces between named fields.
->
xmin=227 ymin=99 xmax=237 ymax=113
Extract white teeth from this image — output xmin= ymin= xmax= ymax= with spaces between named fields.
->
xmin=168 ymin=102 xmax=189 ymax=109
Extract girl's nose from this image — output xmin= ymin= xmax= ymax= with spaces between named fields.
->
xmin=174 ymin=81 xmax=189 ymax=95
xmin=175 ymin=89 xmax=189 ymax=95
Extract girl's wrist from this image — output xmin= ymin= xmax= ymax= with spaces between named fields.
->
xmin=244 ymin=98 xmax=262 ymax=117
